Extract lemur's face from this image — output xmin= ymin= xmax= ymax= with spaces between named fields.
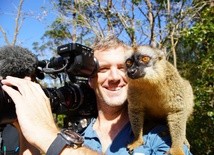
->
xmin=125 ymin=52 xmax=152 ymax=79
xmin=125 ymin=46 xmax=163 ymax=79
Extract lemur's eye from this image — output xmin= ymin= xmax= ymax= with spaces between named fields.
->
xmin=125 ymin=58 xmax=133 ymax=68
xmin=139 ymin=55 xmax=151 ymax=64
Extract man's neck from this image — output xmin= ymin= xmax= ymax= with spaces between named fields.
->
xmin=93 ymin=105 xmax=129 ymax=153
xmin=95 ymin=106 xmax=128 ymax=128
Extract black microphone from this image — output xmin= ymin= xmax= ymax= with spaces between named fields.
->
xmin=0 ymin=45 xmax=39 ymax=124
xmin=0 ymin=45 xmax=38 ymax=79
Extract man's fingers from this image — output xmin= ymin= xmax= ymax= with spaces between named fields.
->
xmin=2 ymin=76 xmax=47 ymax=99
xmin=2 ymin=84 xmax=23 ymax=105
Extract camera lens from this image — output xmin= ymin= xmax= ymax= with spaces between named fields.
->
xmin=43 ymin=83 xmax=83 ymax=114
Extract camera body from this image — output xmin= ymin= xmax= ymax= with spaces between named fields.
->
xmin=54 ymin=43 xmax=98 ymax=77
xmin=0 ymin=43 xmax=98 ymax=130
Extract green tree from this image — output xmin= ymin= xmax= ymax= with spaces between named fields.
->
xmin=178 ymin=5 xmax=214 ymax=154
xmin=35 ymin=0 xmax=208 ymax=58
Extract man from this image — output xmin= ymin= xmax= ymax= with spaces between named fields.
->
xmin=1 ymin=35 xmax=192 ymax=154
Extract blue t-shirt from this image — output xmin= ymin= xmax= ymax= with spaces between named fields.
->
xmin=82 ymin=119 xmax=192 ymax=155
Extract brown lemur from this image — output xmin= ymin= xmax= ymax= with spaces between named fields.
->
xmin=125 ymin=45 xmax=194 ymax=155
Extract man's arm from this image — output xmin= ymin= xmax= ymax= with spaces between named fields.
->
xmin=1 ymin=76 xmax=100 ymax=155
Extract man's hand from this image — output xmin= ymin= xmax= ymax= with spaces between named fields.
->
xmin=1 ymin=76 xmax=59 ymax=152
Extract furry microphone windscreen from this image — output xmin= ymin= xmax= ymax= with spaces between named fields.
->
xmin=0 ymin=45 xmax=37 ymax=78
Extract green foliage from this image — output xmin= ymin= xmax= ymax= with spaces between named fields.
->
xmin=132 ymin=0 xmax=142 ymax=5
xmin=179 ymin=6 xmax=214 ymax=155
xmin=44 ymin=18 xmax=71 ymax=40
xmin=186 ymin=51 xmax=214 ymax=155
xmin=182 ymin=7 xmax=214 ymax=50
xmin=53 ymin=114 xmax=66 ymax=128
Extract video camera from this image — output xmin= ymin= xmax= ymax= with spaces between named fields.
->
xmin=0 ymin=43 xmax=99 ymax=132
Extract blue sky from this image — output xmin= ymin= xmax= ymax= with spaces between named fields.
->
xmin=0 ymin=0 xmax=56 ymax=53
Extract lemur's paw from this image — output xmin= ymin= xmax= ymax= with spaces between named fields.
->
xmin=165 ymin=147 xmax=184 ymax=155
xmin=127 ymin=139 xmax=144 ymax=151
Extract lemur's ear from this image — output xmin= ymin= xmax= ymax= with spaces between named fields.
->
xmin=150 ymin=42 xmax=157 ymax=48
xmin=125 ymin=48 xmax=134 ymax=60
xmin=156 ymin=47 xmax=167 ymax=60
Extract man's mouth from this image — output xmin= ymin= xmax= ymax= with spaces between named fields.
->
xmin=107 ymin=87 xmax=122 ymax=91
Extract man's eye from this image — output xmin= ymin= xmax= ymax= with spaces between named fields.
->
xmin=125 ymin=59 xmax=133 ymax=68
xmin=139 ymin=56 xmax=151 ymax=64
xmin=98 ymin=67 xmax=109 ymax=73
xmin=119 ymin=66 xmax=126 ymax=72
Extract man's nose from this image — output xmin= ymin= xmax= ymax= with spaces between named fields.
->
xmin=109 ymin=68 xmax=120 ymax=81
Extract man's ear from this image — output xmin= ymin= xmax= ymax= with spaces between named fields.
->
xmin=88 ymin=74 xmax=98 ymax=89
xmin=88 ymin=78 xmax=94 ymax=89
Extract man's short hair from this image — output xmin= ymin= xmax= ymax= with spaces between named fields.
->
xmin=91 ymin=34 xmax=130 ymax=51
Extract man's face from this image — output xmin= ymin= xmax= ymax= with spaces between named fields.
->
xmin=90 ymin=46 xmax=128 ymax=107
